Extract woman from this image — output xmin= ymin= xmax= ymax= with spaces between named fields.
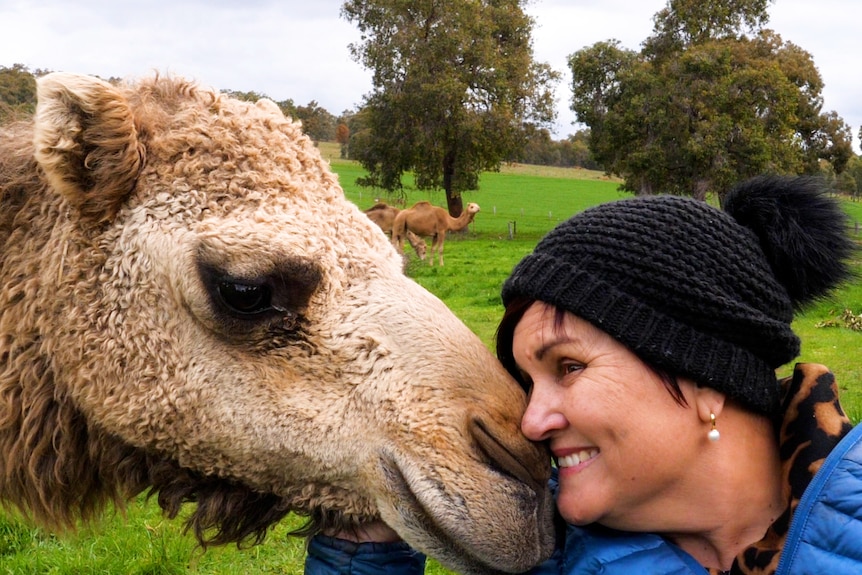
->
xmin=305 ymin=175 xmax=862 ymax=574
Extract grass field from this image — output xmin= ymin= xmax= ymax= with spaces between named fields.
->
xmin=2 ymin=144 xmax=860 ymax=573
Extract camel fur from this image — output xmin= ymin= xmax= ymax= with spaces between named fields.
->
xmin=0 ymin=72 xmax=554 ymax=575
xmin=363 ymin=202 xmax=426 ymax=261
xmin=392 ymin=201 xmax=481 ymax=266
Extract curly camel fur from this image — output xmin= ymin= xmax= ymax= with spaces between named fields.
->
xmin=0 ymin=73 xmax=554 ymax=575
xmin=363 ymin=202 xmax=426 ymax=261
xmin=392 ymin=201 xmax=481 ymax=266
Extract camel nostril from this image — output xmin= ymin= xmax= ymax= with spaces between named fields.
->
xmin=469 ymin=418 xmax=550 ymax=493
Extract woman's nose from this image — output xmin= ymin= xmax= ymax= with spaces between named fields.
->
xmin=520 ymin=384 xmax=567 ymax=442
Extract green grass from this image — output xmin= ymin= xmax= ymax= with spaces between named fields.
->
xmin=2 ymin=149 xmax=861 ymax=573
xmin=0 ymin=501 xmax=309 ymax=574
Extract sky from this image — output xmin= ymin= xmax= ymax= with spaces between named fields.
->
xmin=2 ymin=0 xmax=860 ymax=150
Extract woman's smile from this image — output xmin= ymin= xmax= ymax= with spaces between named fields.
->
xmin=555 ymin=448 xmax=599 ymax=471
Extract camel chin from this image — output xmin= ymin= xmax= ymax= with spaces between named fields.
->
xmin=375 ymin=436 xmax=555 ymax=574
xmin=0 ymin=71 xmax=555 ymax=574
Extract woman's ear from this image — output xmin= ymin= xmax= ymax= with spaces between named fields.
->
xmin=692 ymin=385 xmax=726 ymax=425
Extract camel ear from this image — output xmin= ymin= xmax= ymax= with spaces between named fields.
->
xmin=33 ymin=72 xmax=144 ymax=224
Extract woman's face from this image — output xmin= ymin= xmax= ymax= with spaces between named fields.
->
xmin=512 ymin=302 xmax=704 ymax=530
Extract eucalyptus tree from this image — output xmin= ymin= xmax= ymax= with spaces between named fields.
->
xmin=569 ymin=0 xmax=852 ymax=199
xmin=0 ymin=64 xmax=38 ymax=124
xmin=341 ymin=0 xmax=558 ymax=215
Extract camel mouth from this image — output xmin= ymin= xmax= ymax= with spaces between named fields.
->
xmin=378 ymin=454 xmax=510 ymax=575
xmin=470 ymin=418 xmax=547 ymax=492
xmin=377 ymin=449 xmax=552 ymax=575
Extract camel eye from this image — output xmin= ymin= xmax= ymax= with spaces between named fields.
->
xmin=196 ymin=251 xmax=321 ymax=337
xmin=217 ymin=280 xmax=273 ymax=316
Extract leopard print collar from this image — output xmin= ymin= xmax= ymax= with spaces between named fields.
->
xmin=708 ymin=363 xmax=854 ymax=575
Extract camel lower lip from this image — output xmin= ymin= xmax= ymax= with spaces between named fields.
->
xmin=379 ymin=453 xmax=531 ymax=575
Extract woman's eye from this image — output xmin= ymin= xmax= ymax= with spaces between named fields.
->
xmin=217 ymin=281 xmax=272 ymax=315
xmin=563 ymin=362 xmax=584 ymax=375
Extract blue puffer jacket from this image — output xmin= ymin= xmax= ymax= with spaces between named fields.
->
xmin=530 ymin=525 xmax=706 ymax=575
xmin=775 ymin=420 xmax=862 ymax=574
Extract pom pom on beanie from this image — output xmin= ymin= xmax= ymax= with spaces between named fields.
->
xmin=723 ymin=176 xmax=854 ymax=308
xmin=501 ymin=175 xmax=854 ymax=415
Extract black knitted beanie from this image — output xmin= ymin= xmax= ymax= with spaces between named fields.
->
xmin=501 ymin=175 xmax=854 ymax=415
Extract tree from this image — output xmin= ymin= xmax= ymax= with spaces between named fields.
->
xmin=294 ymin=100 xmax=337 ymax=143
xmin=644 ymin=0 xmax=771 ymax=55
xmin=840 ymin=156 xmax=862 ymax=200
xmin=508 ymin=127 xmax=599 ymax=170
xmin=517 ymin=126 xmax=561 ymax=167
xmin=0 ymin=64 xmax=38 ymax=124
xmin=335 ymin=122 xmax=350 ymax=158
xmin=569 ymin=0 xmax=853 ymax=199
xmin=341 ymin=0 xmax=558 ymax=215
xmin=565 ymin=130 xmax=600 ymax=170
xmin=275 ymin=98 xmax=299 ymax=122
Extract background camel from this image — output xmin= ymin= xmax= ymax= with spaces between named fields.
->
xmin=0 ymin=72 xmax=554 ymax=575
xmin=392 ymin=201 xmax=481 ymax=266
xmin=363 ymin=202 xmax=426 ymax=261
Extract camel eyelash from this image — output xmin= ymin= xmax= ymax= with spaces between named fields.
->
xmin=201 ymin=251 xmax=320 ymax=322
xmin=215 ymin=277 xmax=278 ymax=318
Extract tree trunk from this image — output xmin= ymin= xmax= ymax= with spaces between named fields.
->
xmin=443 ymin=151 xmax=463 ymax=217
xmin=692 ymin=179 xmax=710 ymax=201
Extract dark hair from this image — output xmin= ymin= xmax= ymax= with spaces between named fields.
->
xmin=496 ymin=296 xmax=686 ymax=406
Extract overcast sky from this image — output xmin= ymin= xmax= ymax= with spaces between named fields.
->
xmin=2 ymin=0 xmax=859 ymax=149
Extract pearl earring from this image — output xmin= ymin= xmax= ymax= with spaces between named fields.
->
xmin=708 ymin=413 xmax=720 ymax=442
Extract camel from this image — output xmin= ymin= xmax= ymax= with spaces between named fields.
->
xmin=0 ymin=73 xmax=554 ymax=575
xmin=363 ymin=202 xmax=427 ymax=261
xmin=392 ymin=201 xmax=481 ymax=266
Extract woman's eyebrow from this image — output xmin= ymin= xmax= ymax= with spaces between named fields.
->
xmin=534 ymin=333 xmax=579 ymax=361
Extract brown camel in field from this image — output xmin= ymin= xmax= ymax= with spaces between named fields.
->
xmin=0 ymin=72 xmax=554 ymax=575
xmin=363 ymin=202 xmax=427 ymax=261
xmin=392 ymin=201 xmax=481 ymax=266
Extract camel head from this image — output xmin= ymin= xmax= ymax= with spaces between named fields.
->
xmin=0 ymin=72 xmax=554 ymax=575
xmin=405 ymin=230 xmax=428 ymax=260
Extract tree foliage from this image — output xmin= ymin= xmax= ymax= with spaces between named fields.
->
xmin=341 ymin=0 xmax=558 ymax=214
xmin=569 ymin=0 xmax=853 ymax=199
xmin=645 ymin=0 xmax=770 ymax=53
xmin=511 ymin=128 xmax=600 ymax=170
xmin=293 ymin=100 xmax=338 ymax=142
xmin=335 ymin=123 xmax=350 ymax=158
xmin=0 ymin=64 xmax=40 ymax=124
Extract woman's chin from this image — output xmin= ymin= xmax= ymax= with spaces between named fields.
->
xmin=557 ymin=499 xmax=600 ymax=527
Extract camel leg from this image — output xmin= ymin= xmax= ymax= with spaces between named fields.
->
xmin=426 ymin=234 xmax=436 ymax=266
xmin=392 ymin=232 xmax=405 ymax=255
xmin=434 ymin=234 xmax=445 ymax=266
